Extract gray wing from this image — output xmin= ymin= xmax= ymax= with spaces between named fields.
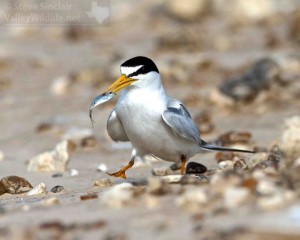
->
xmin=162 ymin=99 xmax=202 ymax=144
xmin=107 ymin=110 xmax=129 ymax=142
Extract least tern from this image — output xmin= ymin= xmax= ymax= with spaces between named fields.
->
xmin=90 ymin=56 xmax=254 ymax=178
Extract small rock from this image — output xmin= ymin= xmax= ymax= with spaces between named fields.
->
xmin=161 ymin=175 xmax=183 ymax=184
xmin=28 ymin=140 xmax=76 ymax=172
xmin=80 ymin=193 xmax=98 ymax=201
xmin=151 ymin=168 xmax=174 ymax=176
xmin=252 ymin=158 xmax=279 ymax=174
xmin=70 ymin=169 xmax=79 ymax=176
xmin=0 ymin=150 xmax=4 ymax=161
xmin=247 ymin=152 xmax=269 ymax=168
xmin=224 ymin=186 xmax=250 ymax=208
xmin=256 ymin=180 xmax=278 ymax=196
xmin=0 ymin=176 xmax=33 ymax=194
xmin=233 ymin=159 xmax=248 ymax=170
xmin=186 ymin=162 xmax=207 ymax=174
xmin=50 ymin=75 xmax=72 ymax=96
xmin=100 ymin=183 xmax=134 ymax=208
xmin=27 ymin=183 xmax=47 ymax=196
xmin=218 ymin=160 xmax=234 ymax=170
xmin=40 ymin=197 xmax=59 ymax=206
xmin=165 ymin=0 xmax=210 ymax=21
xmin=51 ymin=185 xmax=64 ymax=193
xmin=94 ymin=178 xmax=113 ymax=187
xmin=281 ymin=116 xmax=300 ymax=164
xmin=52 ymin=173 xmax=63 ymax=178
xmin=97 ymin=163 xmax=108 ymax=172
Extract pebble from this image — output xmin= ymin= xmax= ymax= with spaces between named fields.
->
xmin=0 ymin=176 xmax=33 ymax=195
xmin=281 ymin=116 xmax=300 ymax=163
xmin=256 ymin=180 xmax=278 ymax=196
xmin=224 ymin=186 xmax=250 ymax=208
xmin=185 ymin=162 xmax=207 ymax=174
xmin=97 ymin=163 xmax=108 ymax=172
xmin=27 ymin=183 xmax=47 ymax=196
xmin=80 ymin=194 xmax=98 ymax=201
xmin=247 ymin=153 xmax=269 ymax=168
xmin=100 ymin=183 xmax=134 ymax=208
xmin=218 ymin=160 xmax=234 ymax=170
xmin=94 ymin=178 xmax=113 ymax=188
xmin=233 ymin=159 xmax=248 ymax=170
xmin=52 ymin=173 xmax=63 ymax=178
xmin=0 ymin=150 xmax=4 ymax=161
xmin=51 ymin=185 xmax=64 ymax=193
xmin=27 ymin=140 xmax=76 ymax=172
xmin=70 ymin=169 xmax=79 ymax=177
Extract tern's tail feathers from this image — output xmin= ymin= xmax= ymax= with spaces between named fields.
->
xmin=200 ymin=141 xmax=254 ymax=153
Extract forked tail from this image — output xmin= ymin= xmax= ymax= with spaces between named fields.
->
xmin=200 ymin=140 xmax=255 ymax=153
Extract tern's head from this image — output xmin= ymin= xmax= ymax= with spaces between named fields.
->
xmin=106 ymin=56 xmax=161 ymax=93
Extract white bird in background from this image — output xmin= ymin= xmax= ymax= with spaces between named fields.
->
xmin=90 ymin=56 xmax=254 ymax=179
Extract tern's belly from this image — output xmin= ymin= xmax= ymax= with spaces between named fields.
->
xmin=116 ymin=100 xmax=198 ymax=162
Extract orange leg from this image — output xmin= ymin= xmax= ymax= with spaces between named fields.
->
xmin=180 ymin=155 xmax=187 ymax=175
xmin=107 ymin=159 xmax=134 ymax=179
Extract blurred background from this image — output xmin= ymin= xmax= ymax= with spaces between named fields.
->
xmin=0 ymin=0 xmax=300 ymax=239
xmin=0 ymin=0 xmax=299 ymax=162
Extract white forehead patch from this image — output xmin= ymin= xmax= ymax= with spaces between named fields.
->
xmin=120 ymin=65 xmax=143 ymax=76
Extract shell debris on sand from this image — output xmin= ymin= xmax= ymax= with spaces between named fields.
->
xmin=280 ymin=116 xmax=300 ymax=192
xmin=94 ymin=178 xmax=114 ymax=188
xmin=27 ymin=183 xmax=47 ymax=196
xmin=0 ymin=150 xmax=4 ymax=161
xmin=100 ymin=183 xmax=135 ymax=208
xmin=27 ymin=140 xmax=76 ymax=172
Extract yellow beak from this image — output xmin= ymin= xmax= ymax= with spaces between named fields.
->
xmin=106 ymin=74 xmax=137 ymax=93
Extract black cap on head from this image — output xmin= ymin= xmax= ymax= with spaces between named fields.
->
xmin=121 ymin=56 xmax=159 ymax=78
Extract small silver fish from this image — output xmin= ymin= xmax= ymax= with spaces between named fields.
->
xmin=89 ymin=92 xmax=116 ymax=127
